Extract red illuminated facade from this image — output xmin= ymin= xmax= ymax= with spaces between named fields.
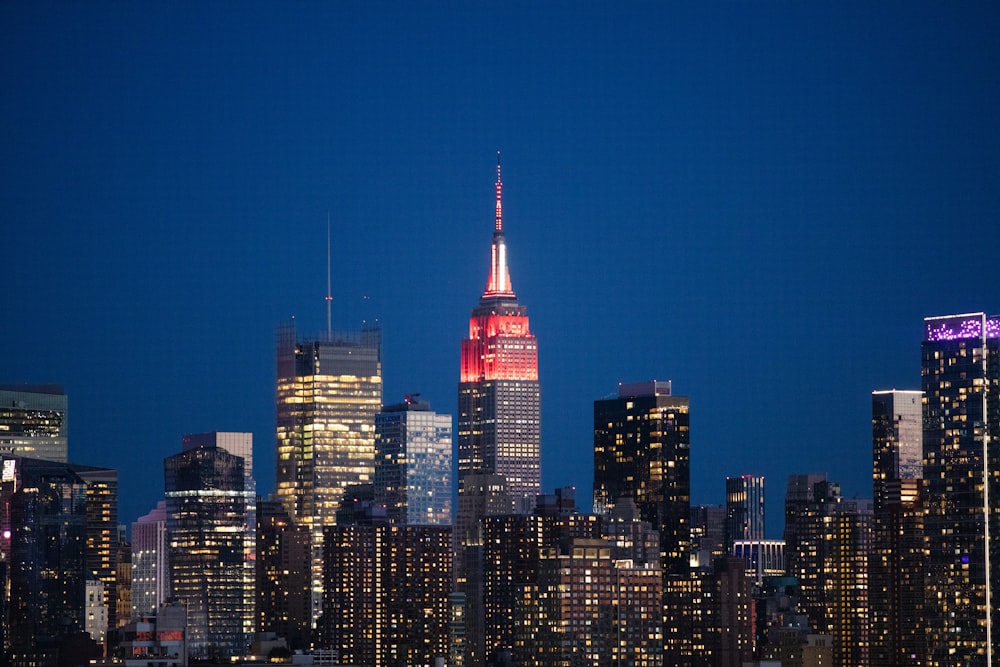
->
xmin=457 ymin=154 xmax=540 ymax=509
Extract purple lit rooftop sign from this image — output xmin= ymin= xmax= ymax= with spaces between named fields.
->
xmin=925 ymin=314 xmax=1000 ymax=341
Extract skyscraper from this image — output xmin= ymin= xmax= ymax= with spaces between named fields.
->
xmin=71 ymin=464 xmax=120 ymax=632
xmin=456 ymin=157 xmax=540 ymax=667
xmin=457 ymin=155 xmax=540 ymax=512
xmin=921 ymin=312 xmax=1000 ymax=666
xmin=374 ymin=395 xmax=452 ymax=526
xmin=1 ymin=456 xmax=87 ymax=665
xmin=182 ymin=432 xmax=256 ymax=643
xmin=870 ymin=389 xmax=925 ymax=666
xmin=275 ymin=319 xmax=382 ymax=624
xmin=725 ymin=474 xmax=765 ymax=552
xmin=0 ymin=384 xmax=68 ymax=462
xmin=131 ymin=501 xmax=169 ymax=617
xmin=164 ymin=443 xmax=247 ymax=659
xmin=593 ymin=380 xmax=691 ymax=575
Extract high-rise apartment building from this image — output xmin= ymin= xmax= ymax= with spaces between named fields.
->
xmin=164 ymin=443 xmax=248 ymax=659
xmin=70 ymin=464 xmax=119 ymax=634
xmin=276 ymin=319 xmax=382 ymax=623
xmin=594 ymin=380 xmax=691 ymax=575
xmin=457 ymin=156 xmax=540 ymax=511
xmin=320 ymin=518 xmax=452 ymax=666
xmin=481 ymin=490 xmax=606 ymax=666
xmin=783 ymin=474 xmax=872 ymax=667
xmin=921 ymin=312 xmax=1000 ymax=666
xmin=131 ymin=501 xmax=170 ymax=617
xmin=0 ymin=384 xmax=68 ymax=462
xmin=725 ymin=475 xmax=765 ymax=552
xmin=375 ymin=395 xmax=452 ymax=525
xmin=255 ymin=496 xmax=311 ymax=650
xmin=870 ymin=389 xmax=926 ymax=666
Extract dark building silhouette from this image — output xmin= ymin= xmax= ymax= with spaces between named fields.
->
xmin=1 ymin=456 xmax=88 ymax=666
xmin=256 ymin=496 xmax=311 ymax=650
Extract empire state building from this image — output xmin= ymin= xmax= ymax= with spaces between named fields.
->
xmin=458 ymin=155 xmax=540 ymax=512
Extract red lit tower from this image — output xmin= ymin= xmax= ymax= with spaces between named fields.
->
xmin=458 ymin=153 xmax=540 ymax=511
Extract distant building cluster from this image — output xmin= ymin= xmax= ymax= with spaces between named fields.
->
xmin=1 ymin=167 xmax=998 ymax=667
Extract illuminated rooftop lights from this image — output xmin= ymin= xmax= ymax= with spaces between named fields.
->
xmin=924 ymin=314 xmax=1000 ymax=341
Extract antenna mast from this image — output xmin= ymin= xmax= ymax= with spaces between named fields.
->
xmin=326 ymin=212 xmax=333 ymax=336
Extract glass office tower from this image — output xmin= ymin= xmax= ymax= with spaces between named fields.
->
xmin=275 ymin=319 xmax=382 ymax=625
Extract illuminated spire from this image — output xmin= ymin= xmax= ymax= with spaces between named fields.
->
xmin=485 ymin=151 xmax=514 ymax=298
xmin=495 ymin=150 xmax=503 ymax=231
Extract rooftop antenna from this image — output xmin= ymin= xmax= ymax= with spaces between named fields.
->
xmin=326 ymin=212 xmax=333 ymax=336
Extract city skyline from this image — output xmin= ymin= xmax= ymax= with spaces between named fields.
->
xmin=3 ymin=4 xmax=1000 ymax=533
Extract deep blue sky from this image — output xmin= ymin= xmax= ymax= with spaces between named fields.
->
xmin=3 ymin=3 xmax=999 ymax=536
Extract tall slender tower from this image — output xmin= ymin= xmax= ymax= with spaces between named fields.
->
xmin=724 ymin=474 xmax=765 ymax=553
xmin=457 ymin=154 xmax=540 ymax=511
xmin=870 ymin=389 xmax=926 ymax=666
xmin=456 ymin=155 xmax=540 ymax=666
xmin=921 ymin=312 xmax=1000 ymax=667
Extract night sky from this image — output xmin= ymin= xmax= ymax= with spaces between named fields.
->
xmin=3 ymin=3 xmax=999 ymax=536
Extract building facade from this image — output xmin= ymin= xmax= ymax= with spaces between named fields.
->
xmin=164 ymin=444 xmax=248 ymax=659
xmin=0 ymin=384 xmax=68 ymax=462
xmin=131 ymin=500 xmax=170 ymax=617
xmin=276 ymin=319 xmax=382 ymax=624
xmin=71 ymin=464 xmax=120 ymax=632
xmin=183 ymin=432 xmax=256 ymax=643
xmin=870 ymin=389 xmax=926 ymax=666
xmin=1 ymin=456 xmax=88 ymax=666
xmin=921 ymin=312 xmax=1000 ymax=666
xmin=725 ymin=474 xmax=765 ymax=552
xmin=374 ymin=395 xmax=452 ymax=526
xmin=255 ymin=496 xmax=311 ymax=650
xmin=320 ymin=522 xmax=453 ymax=667
xmin=593 ymin=380 xmax=691 ymax=576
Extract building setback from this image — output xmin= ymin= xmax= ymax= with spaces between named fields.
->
xmin=456 ymin=156 xmax=540 ymax=666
